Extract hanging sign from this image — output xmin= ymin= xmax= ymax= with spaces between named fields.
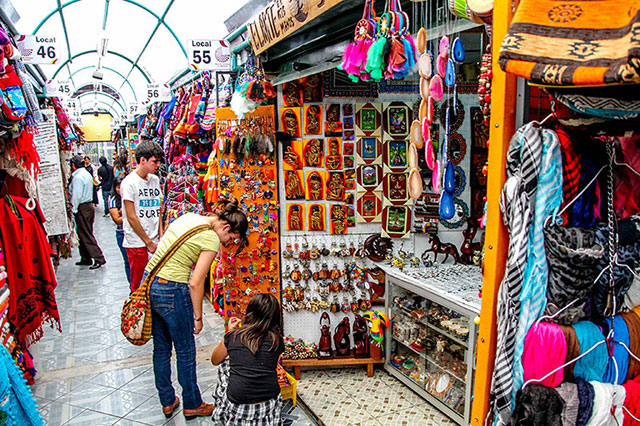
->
xmin=64 ymin=98 xmax=78 ymax=110
xmin=187 ymin=39 xmax=232 ymax=71
xmin=34 ymin=109 xmax=70 ymax=236
xmin=247 ymin=0 xmax=344 ymax=55
xmin=145 ymin=83 xmax=171 ymax=103
xmin=45 ymin=79 xmax=72 ymax=97
xmin=126 ymin=103 xmax=142 ymax=121
xmin=15 ymin=35 xmax=60 ymax=64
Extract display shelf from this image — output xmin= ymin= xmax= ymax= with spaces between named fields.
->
xmin=282 ymin=357 xmax=385 ymax=380
xmin=391 ymin=335 xmax=465 ymax=383
xmin=383 ymin=263 xmax=480 ymax=425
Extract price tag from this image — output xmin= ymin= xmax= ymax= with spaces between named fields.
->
xmin=16 ymin=35 xmax=59 ymax=64
xmin=187 ymin=39 xmax=231 ymax=71
xmin=145 ymin=83 xmax=171 ymax=102
xmin=45 ymin=79 xmax=72 ymax=98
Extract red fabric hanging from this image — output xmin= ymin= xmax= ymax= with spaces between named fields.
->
xmin=0 ymin=195 xmax=60 ymax=347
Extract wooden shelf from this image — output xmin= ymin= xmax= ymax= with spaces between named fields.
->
xmin=282 ymin=357 xmax=385 ymax=379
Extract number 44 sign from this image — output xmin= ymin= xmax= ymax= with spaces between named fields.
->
xmin=16 ymin=35 xmax=59 ymax=64
xmin=187 ymin=40 xmax=231 ymax=71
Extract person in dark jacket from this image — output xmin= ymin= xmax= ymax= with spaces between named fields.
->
xmin=97 ymin=156 xmax=114 ymax=216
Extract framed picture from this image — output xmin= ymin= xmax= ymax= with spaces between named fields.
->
xmin=303 ymin=105 xmax=322 ymax=135
xmin=358 ymin=165 xmax=382 ymax=189
xmin=382 ymin=205 xmax=412 ymax=238
xmin=282 ymin=139 xmax=303 ymax=170
xmin=280 ymin=107 xmax=301 ymax=138
xmin=343 ymin=104 xmax=354 ymax=116
xmin=306 ymin=171 xmax=325 ymax=200
xmin=384 ymin=139 xmax=409 ymax=170
xmin=355 ymin=103 xmax=382 ymax=136
xmin=343 ymin=142 xmax=354 ymax=156
xmin=325 ymin=155 xmax=343 ymax=170
xmin=286 ymin=204 xmax=305 ymax=231
xmin=330 ymin=204 xmax=348 ymax=220
xmin=343 ymin=116 xmax=354 ymax=129
xmin=326 ymin=171 xmax=345 ymax=201
xmin=282 ymin=81 xmax=302 ymax=107
xmin=343 ymin=130 xmax=355 ymax=141
xmin=330 ymin=219 xmax=348 ymax=234
xmin=344 ymin=156 xmax=355 ymax=169
xmin=284 ymin=170 xmax=305 ymax=200
xmin=307 ymin=204 xmax=326 ymax=231
xmin=302 ymin=74 xmax=323 ymax=102
xmin=303 ymin=138 xmax=324 ymax=167
xmin=384 ymin=172 xmax=409 ymax=204
xmin=383 ymin=102 xmax=412 ymax=139
xmin=357 ymin=191 xmax=382 ymax=222
xmin=325 ymin=104 xmax=342 ymax=136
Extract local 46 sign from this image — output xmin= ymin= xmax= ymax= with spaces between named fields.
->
xmin=187 ymin=40 xmax=231 ymax=71
xmin=16 ymin=35 xmax=59 ymax=64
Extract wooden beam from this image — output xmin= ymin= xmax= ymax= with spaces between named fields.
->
xmin=470 ymin=1 xmax=519 ymax=424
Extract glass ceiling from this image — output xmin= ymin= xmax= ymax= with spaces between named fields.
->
xmin=12 ymin=0 xmax=249 ymax=116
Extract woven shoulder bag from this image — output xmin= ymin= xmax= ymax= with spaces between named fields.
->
xmin=121 ymin=224 xmax=211 ymax=345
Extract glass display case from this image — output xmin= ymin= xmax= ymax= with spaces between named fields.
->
xmin=382 ymin=265 xmax=481 ymax=425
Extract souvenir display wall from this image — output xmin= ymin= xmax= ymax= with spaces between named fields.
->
xmin=208 ymin=106 xmax=281 ymax=320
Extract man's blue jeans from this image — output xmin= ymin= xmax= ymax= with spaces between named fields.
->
xmin=115 ymin=229 xmax=130 ymax=283
xmin=149 ymin=276 xmax=203 ymax=410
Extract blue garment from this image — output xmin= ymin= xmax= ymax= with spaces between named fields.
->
xmin=0 ymin=347 xmax=43 ymax=426
xmin=69 ymin=168 xmax=94 ymax=213
xmin=115 ymin=229 xmax=130 ymax=283
xmin=512 ymin=128 xmax=563 ymax=402
xmin=149 ymin=274 xmax=202 ymax=410
xmin=572 ymin=321 xmax=608 ymax=382
xmin=603 ymin=316 xmax=630 ymax=384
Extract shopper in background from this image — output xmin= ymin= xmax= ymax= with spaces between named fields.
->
xmin=121 ymin=140 xmax=164 ymax=292
xmin=147 ymin=198 xmax=248 ymax=420
xmin=83 ymin=155 xmax=94 ymax=175
xmin=108 ymin=174 xmax=130 ymax=283
xmin=98 ymin=156 xmax=114 ymax=217
xmin=69 ymin=155 xmax=106 ymax=269
xmin=210 ymin=293 xmax=284 ymax=425
xmin=114 ymin=157 xmax=127 ymax=179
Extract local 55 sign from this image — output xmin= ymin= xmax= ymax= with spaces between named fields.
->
xmin=16 ymin=35 xmax=60 ymax=64
xmin=187 ymin=39 xmax=231 ymax=71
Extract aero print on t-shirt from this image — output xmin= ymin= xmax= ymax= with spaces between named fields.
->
xmin=138 ymin=187 xmax=161 ymax=218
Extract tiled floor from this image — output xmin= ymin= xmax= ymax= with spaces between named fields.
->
xmin=295 ymin=367 xmax=455 ymax=425
xmin=30 ymin=202 xmax=312 ymax=425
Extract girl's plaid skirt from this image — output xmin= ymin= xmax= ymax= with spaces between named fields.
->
xmin=211 ymin=360 xmax=283 ymax=425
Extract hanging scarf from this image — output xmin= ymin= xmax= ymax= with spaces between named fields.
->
xmin=586 ymin=381 xmax=625 ymax=426
xmin=522 ymin=322 xmax=567 ymax=387
xmin=575 ymin=378 xmax=595 ymax=426
xmin=0 ymin=196 xmax=60 ymax=347
xmin=560 ymin=324 xmax=580 ymax=381
xmin=620 ymin=310 xmax=640 ymax=381
xmin=572 ymin=321 xmax=608 ymax=382
xmin=512 ymin=127 xmax=563 ymax=402
xmin=0 ymin=347 xmax=43 ymax=425
xmin=491 ymin=123 xmax=544 ymax=425
xmin=602 ymin=316 xmax=630 ymax=385
xmin=544 ymin=225 xmax=603 ymax=324
xmin=511 ymin=384 xmax=563 ymax=426
xmin=556 ymin=382 xmax=579 ymax=426
xmin=555 ymin=126 xmax=581 ymax=225
xmin=622 ymin=375 xmax=640 ymax=426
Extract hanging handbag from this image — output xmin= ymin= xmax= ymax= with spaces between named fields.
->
xmin=121 ymin=224 xmax=211 ymax=345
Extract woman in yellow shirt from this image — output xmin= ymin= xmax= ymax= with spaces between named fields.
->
xmin=144 ymin=199 xmax=248 ymax=420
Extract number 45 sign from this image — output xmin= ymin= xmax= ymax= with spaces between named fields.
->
xmin=16 ymin=35 xmax=59 ymax=64
xmin=187 ymin=40 xmax=231 ymax=71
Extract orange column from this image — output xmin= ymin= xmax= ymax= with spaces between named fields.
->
xmin=470 ymin=0 xmax=519 ymax=424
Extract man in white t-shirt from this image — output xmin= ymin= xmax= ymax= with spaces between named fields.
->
xmin=121 ymin=140 xmax=164 ymax=292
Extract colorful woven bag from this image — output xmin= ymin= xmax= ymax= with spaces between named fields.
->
xmin=121 ymin=224 xmax=211 ymax=345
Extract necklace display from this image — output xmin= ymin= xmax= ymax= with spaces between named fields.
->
xmin=210 ymin=106 xmax=281 ymax=320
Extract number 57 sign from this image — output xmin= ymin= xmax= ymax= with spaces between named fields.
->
xmin=187 ymin=40 xmax=231 ymax=71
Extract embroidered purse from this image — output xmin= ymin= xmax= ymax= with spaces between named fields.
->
xmin=121 ymin=224 xmax=211 ymax=345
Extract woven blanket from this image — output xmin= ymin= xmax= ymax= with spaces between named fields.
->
xmin=499 ymin=0 xmax=640 ymax=86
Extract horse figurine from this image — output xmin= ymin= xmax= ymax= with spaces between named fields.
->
xmin=423 ymin=234 xmax=460 ymax=265
xmin=460 ymin=219 xmax=483 ymax=265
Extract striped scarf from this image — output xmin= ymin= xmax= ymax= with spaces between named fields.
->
xmin=512 ymin=128 xmax=563 ymax=401
xmin=491 ymin=123 xmax=544 ymax=425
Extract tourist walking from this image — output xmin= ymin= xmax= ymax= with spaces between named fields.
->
xmin=107 ymin=174 xmax=130 ymax=283
xmin=69 ymin=155 xmax=106 ymax=269
xmin=98 ymin=156 xmax=114 ymax=216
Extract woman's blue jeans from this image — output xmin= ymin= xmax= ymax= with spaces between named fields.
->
xmin=149 ymin=275 xmax=203 ymax=410
xmin=115 ymin=229 xmax=131 ymax=283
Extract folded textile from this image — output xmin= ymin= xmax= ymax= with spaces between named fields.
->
xmin=622 ymin=375 xmax=640 ymax=426
xmin=550 ymin=86 xmax=640 ymax=120
xmin=620 ymin=310 xmax=640 ymax=381
xmin=572 ymin=321 xmax=608 ymax=382
xmin=544 ymin=225 xmax=603 ymax=324
xmin=498 ymin=0 xmax=640 ymax=86
xmin=511 ymin=383 xmax=563 ymax=426
xmin=560 ymin=324 xmax=580 ymax=381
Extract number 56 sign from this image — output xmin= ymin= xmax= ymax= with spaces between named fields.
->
xmin=187 ymin=39 xmax=231 ymax=71
xmin=16 ymin=35 xmax=59 ymax=64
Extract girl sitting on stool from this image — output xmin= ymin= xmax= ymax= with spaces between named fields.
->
xmin=210 ymin=293 xmax=285 ymax=425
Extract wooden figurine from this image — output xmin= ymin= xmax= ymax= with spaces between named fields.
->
xmin=423 ymin=234 xmax=460 ymax=265
xmin=318 ymin=312 xmax=332 ymax=359
xmin=333 ymin=317 xmax=351 ymax=357
xmin=353 ymin=315 xmax=370 ymax=358
xmin=460 ymin=219 xmax=483 ymax=265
